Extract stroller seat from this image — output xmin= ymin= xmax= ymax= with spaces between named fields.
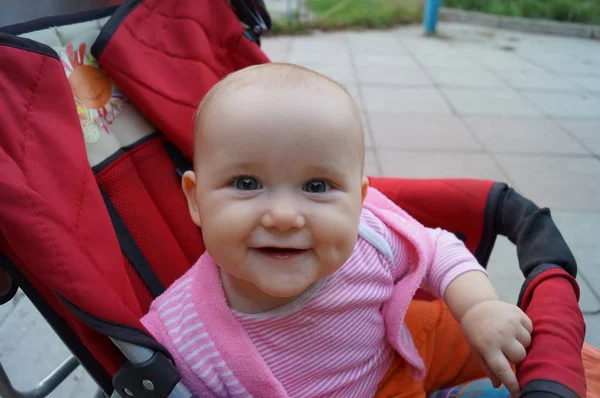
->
xmin=0 ymin=1 xmax=594 ymax=397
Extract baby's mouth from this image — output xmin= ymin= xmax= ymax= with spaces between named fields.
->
xmin=256 ymin=247 xmax=306 ymax=259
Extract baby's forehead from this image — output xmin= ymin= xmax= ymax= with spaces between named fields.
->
xmin=202 ymin=64 xmax=357 ymax=112
xmin=194 ymin=64 xmax=364 ymax=154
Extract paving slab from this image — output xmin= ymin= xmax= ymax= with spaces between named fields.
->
xmin=441 ymin=87 xmax=543 ymax=116
xmin=584 ymin=315 xmax=600 ymax=348
xmin=414 ymin=53 xmax=483 ymax=71
xmin=290 ymin=35 xmax=348 ymax=54
xmin=551 ymin=211 xmax=600 ymax=292
xmin=287 ymin=50 xmax=353 ymax=68
xmin=356 ymin=64 xmax=433 ymax=86
xmin=362 ymin=87 xmax=453 ymax=114
xmin=568 ymin=76 xmax=600 ymax=92
xmin=459 ymin=48 xmax=545 ymax=73
xmin=368 ymin=113 xmax=483 ymax=150
xmin=426 ymin=67 xmax=508 ymax=89
xmin=353 ymin=53 xmax=421 ymax=69
xmin=462 ymin=116 xmax=589 ymax=154
xmin=378 ymin=150 xmax=511 ymax=182
xmin=522 ymin=91 xmax=600 ymax=118
xmin=556 ymin=119 xmax=600 ymax=156
xmin=493 ymin=154 xmax=600 ymax=211
xmin=519 ymin=53 xmax=600 ymax=76
xmin=496 ymin=69 xmax=583 ymax=91
xmin=260 ymin=36 xmax=291 ymax=62
xmin=364 ymin=149 xmax=382 ymax=177
xmin=348 ymin=31 xmax=408 ymax=55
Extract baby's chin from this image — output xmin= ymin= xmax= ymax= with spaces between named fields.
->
xmin=254 ymin=273 xmax=318 ymax=299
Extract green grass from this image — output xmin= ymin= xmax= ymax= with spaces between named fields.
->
xmin=270 ymin=19 xmax=313 ymax=35
xmin=269 ymin=0 xmax=422 ymax=32
xmin=267 ymin=0 xmax=423 ymax=35
xmin=444 ymin=0 xmax=600 ymax=25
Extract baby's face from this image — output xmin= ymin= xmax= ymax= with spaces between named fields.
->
xmin=184 ymin=81 xmax=367 ymax=301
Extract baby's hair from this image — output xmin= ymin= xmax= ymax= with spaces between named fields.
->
xmin=192 ymin=62 xmax=365 ymax=169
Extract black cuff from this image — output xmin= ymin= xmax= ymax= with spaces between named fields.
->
xmin=521 ymin=380 xmax=579 ymax=398
xmin=495 ymin=186 xmax=577 ymax=278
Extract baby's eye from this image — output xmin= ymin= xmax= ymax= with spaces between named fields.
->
xmin=303 ymin=180 xmax=329 ymax=193
xmin=234 ymin=176 xmax=262 ymax=191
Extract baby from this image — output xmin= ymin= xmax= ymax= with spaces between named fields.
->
xmin=141 ymin=63 xmax=532 ymax=398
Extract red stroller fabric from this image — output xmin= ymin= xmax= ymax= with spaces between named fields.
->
xmin=0 ymin=0 xmax=588 ymax=396
xmin=91 ymin=0 xmax=271 ymax=161
xmin=0 ymin=35 xmax=141 ymax=377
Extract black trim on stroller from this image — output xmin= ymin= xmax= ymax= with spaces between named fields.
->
xmin=475 ymin=182 xmax=505 ymax=267
xmin=59 ymin=296 xmax=175 ymax=363
xmin=164 ymin=141 xmax=193 ymax=180
xmin=230 ymin=0 xmax=272 ymax=44
xmin=0 ymin=5 xmax=120 ymax=34
xmin=0 ymin=32 xmax=59 ymax=59
xmin=91 ymin=0 xmax=143 ymax=59
xmin=59 ymin=296 xmax=192 ymax=397
xmin=92 ymin=132 xmax=162 ymax=175
xmin=522 ymin=379 xmax=579 ymax=398
xmin=0 ymin=266 xmax=18 ymax=305
xmin=495 ymin=187 xmax=577 ymax=279
xmin=99 ymin=187 xmax=166 ymax=298
xmin=0 ymin=278 xmax=18 ymax=305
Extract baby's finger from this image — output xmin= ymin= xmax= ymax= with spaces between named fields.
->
xmin=485 ymin=353 xmax=520 ymax=396
xmin=476 ymin=352 xmax=502 ymax=388
xmin=521 ymin=312 xmax=533 ymax=334
xmin=516 ymin=325 xmax=532 ymax=349
xmin=504 ymin=340 xmax=527 ymax=364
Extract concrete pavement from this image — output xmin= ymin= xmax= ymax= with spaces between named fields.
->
xmin=0 ymin=21 xmax=599 ymax=397
xmin=261 ymin=21 xmax=600 ymax=344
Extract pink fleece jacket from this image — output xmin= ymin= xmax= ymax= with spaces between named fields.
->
xmin=140 ymin=187 xmax=485 ymax=397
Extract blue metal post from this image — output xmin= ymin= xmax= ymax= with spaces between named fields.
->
xmin=424 ymin=0 xmax=442 ymax=34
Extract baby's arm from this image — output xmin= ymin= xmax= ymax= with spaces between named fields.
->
xmin=373 ymin=210 xmax=531 ymax=394
xmin=447 ymin=274 xmax=532 ymax=397
xmin=424 ymin=229 xmax=533 ymax=397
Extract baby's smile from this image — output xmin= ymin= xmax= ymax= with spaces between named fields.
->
xmin=254 ymin=247 xmax=309 ymax=261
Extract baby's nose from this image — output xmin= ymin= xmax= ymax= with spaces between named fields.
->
xmin=261 ymin=203 xmax=306 ymax=231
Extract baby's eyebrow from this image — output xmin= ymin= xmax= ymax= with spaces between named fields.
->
xmin=211 ymin=158 xmax=257 ymax=170
xmin=305 ymin=163 xmax=350 ymax=178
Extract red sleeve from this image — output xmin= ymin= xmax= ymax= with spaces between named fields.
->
xmin=518 ymin=266 xmax=586 ymax=397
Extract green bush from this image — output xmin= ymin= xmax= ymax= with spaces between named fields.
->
xmin=444 ymin=0 xmax=600 ymax=24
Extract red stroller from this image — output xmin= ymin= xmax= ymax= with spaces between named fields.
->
xmin=0 ymin=0 xmax=593 ymax=397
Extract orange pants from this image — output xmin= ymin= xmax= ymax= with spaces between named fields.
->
xmin=584 ymin=343 xmax=600 ymax=398
xmin=376 ymin=299 xmax=486 ymax=398
xmin=375 ymin=299 xmax=600 ymax=398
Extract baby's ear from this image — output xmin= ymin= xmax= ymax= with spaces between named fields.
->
xmin=361 ymin=176 xmax=369 ymax=204
xmin=182 ymin=170 xmax=201 ymax=227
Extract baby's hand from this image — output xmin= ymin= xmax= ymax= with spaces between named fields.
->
xmin=461 ymin=300 xmax=533 ymax=397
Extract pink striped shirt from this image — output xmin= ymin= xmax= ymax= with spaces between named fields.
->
xmin=141 ymin=207 xmax=485 ymax=397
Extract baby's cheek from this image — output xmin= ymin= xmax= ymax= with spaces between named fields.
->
xmin=314 ymin=210 xmax=359 ymax=260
